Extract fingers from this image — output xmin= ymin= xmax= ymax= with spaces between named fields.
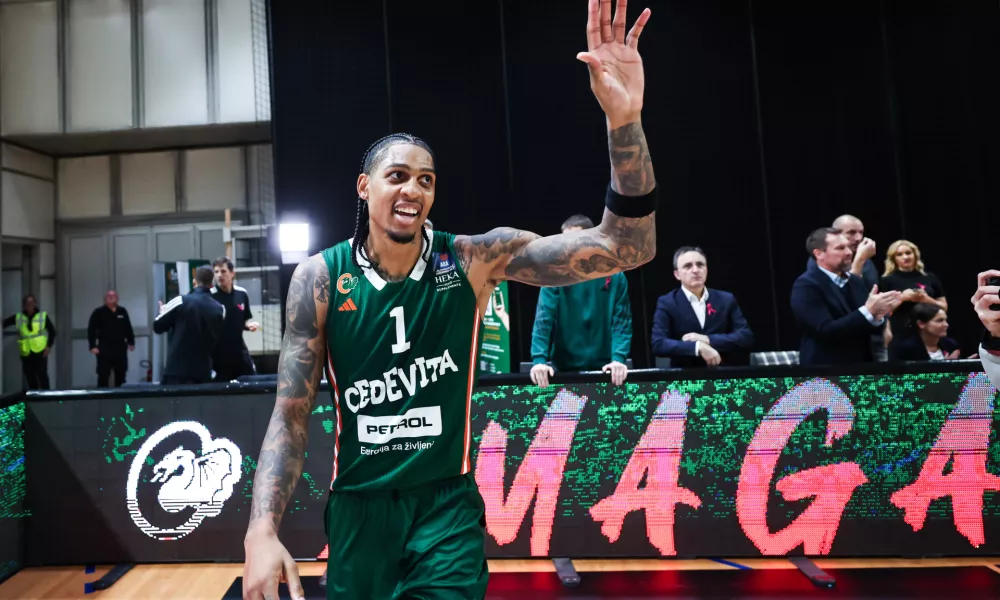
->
xmin=977 ymin=270 xmax=1000 ymax=288
xmin=870 ymin=284 xmax=879 ymax=296
xmin=612 ymin=0 xmax=628 ymax=43
xmin=585 ymin=0 xmax=601 ymax=50
xmin=284 ymin=558 xmax=305 ymax=600
xmin=625 ymin=7 xmax=651 ymax=49
xmin=600 ymin=0 xmax=613 ymax=42
xmin=576 ymin=52 xmax=605 ymax=85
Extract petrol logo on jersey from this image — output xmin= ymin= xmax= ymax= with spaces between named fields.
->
xmin=433 ymin=252 xmax=461 ymax=292
xmin=357 ymin=406 xmax=442 ymax=444
xmin=337 ymin=273 xmax=359 ymax=294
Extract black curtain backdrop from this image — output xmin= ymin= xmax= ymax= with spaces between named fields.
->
xmin=268 ymin=0 xmax=1000 ymax=367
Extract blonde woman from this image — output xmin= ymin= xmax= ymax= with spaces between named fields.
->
xmin=879 ymin=240 xmax=947 ymax=360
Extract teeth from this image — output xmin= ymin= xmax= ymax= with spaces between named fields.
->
xmin=395 ymin=208 xmax=418 ymax=216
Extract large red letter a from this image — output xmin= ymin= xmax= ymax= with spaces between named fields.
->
xmin=890 ymin=373 xmax=1000 ymax=547
xmin=589 ymin=391 xmax=700 ymax=555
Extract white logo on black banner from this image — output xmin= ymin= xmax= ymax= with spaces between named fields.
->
xmin=126 ymin=421 xmax=242 ymax=540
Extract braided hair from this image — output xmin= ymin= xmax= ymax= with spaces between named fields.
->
xmin=352 ymin=133 xmax=435 ymax=269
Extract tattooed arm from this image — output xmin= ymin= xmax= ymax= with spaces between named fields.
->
xmin=247 ymin=254 xmax=330 ymax=536
xmin=454 ymin=120 xmax=656 ymax=291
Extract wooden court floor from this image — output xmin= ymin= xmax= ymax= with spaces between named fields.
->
xmin=3 ymin=558 xmax=999 ymax=599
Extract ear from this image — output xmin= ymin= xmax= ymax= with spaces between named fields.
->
xmin=356 ymin=173 xmax=370 ymax=200
xmin=673 ymin=270 xmax=681 ymax=281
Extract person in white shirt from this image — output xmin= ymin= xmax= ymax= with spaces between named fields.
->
xmin=972 ymin=269 xmax=1000 ymax=387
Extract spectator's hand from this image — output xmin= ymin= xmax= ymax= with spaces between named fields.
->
xmin=246 ymin=321 xmax=261 ymax=332
xmin=158 ymin=300 xmax=166 ymax=315
xmin=911 ymin=288 xmax=932 ymax=303
xmin=883 ymin=325 xmax=893 ymax=348
xmin=971 ymin=270 xmax=1000 ymax=338
xmin=682 ymin=332 xmax=710 ymax=344
xmin=128 ymin=345 xmax=135 ymax=352
xmin=90 ymin=348 xmax=100 ymax=356
xmin=945 ymin=349 xmax=961 ymax=360
xmin=866 ymin=285 xmax=902 ymax=319
xmin=530 ymin=364 xmax=555 ymax=388
xmin=900 ymin=289 xmax=917 ymax=302
xmin=855 ymin=237 xmax=876 ymax=262
xmin=602 ymin=361 xmax=628 ymax=386
xmin=698 ymin=344 xmax=721 ymax=367
xmin=969 ymin=352 xmax=980 ymax=359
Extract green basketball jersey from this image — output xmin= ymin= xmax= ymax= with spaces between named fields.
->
xmin=321 ymin=231 xmax=481 ymax=491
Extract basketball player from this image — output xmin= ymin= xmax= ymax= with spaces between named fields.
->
xmin=243 ymin=1 xmax=656 ymax=598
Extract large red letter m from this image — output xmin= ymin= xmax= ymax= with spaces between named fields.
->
xmin=474 ymin=390 xmax=586 ymax=556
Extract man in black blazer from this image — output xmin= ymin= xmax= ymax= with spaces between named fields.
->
xmin=791 ymin=227 xmax=901 ymax=366
xmin=651 ymin=246 xmax=754 ymax=368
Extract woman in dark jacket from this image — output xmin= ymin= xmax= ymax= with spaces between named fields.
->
xmin=894 ymin=303 xmax=961 ymax=361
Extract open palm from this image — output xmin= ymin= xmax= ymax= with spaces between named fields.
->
xmin=578 ymin=0 xmax=651 ymax=127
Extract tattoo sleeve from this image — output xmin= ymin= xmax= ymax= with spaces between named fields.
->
xmin=248 ymin=256 xmax=328 ymax=534
xmin=455 ymin=121 xmax=656 ymax=288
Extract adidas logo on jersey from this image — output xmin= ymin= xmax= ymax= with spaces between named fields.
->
xmin=342 ymin=350 xmax=459 ymax=414
xmin=338 ymin=298 xmax=358 ymax=312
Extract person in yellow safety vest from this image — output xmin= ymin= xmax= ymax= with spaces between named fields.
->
xmin=2 ymin=293 xmax=56 ymax=390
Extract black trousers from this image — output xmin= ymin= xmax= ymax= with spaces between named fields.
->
xmin=97 ymin=354 xmax=128 ymax=388
xmin=21 ymin=351 xmax=50 ymax=390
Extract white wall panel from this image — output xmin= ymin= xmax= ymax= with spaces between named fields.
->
xmin=39 ymin=242 xmax=56 ymax=277
xmin=2 ymin=172 xmax=55 ymax=240
xmin=112 ymin=232 xmax=150 ymax=328
xmin=39 ymin=277 xmax=57 ymax=385
xmin=185 ymin=148 xmax=245 ymax=211
xmin=1 ymin=144 xmax=55 ymax=180
xmin=218 ymin=0 xmax=256 ymax=123
xmin=58 ymin=156 xmax=111 ymax=219
xmin=143 ymin=0 xmax=207 ymax=127
xmin=68 ymin=0 xmax=133 ymax=131
xmin=122 ymin=152 xmax=176 ymax=215
xmin=0 ymin=1 xmax=59 ymax=134
xmin=67 ymin=235 xmax=108 ymax=329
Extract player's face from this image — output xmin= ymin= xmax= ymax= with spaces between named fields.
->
xmin=214 ymin=265 xmax=234 ymax=289
xmin=360 ymin=144 xmax=436 ymax=244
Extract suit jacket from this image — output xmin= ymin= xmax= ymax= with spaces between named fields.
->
xmin=651 ymin=288 xmax=754 ymax=368
xmin=791 ymin=263 xmax=882 ymax=366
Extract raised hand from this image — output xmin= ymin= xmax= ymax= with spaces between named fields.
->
xmin=971 ymin=270 xmax=1000 ymax=339
xmin=578 ymin=0 xmax=651 ymax=128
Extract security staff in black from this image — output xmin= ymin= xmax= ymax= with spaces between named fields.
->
xmin=2 ymin=293 xmax=55 ymax=390
xmin=87 ymin=289 xmax=135 ymax=387
xmin=210 ymin=257 xmax=260 ymax=381
xmin=153 ymin=266 xmax=225 ymax=385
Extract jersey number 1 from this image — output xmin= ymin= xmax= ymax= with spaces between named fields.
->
xmin=390 ymin=306 xmax=410 ymax=354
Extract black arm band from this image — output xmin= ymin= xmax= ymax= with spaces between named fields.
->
xmin=605 ymin=184 xmax=657 ymax=218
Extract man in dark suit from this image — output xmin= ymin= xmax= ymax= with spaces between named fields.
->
xmin=806 ymin=214 xmax=886 ymax=361
xmin=651 ymin=246 xmax=754 ymax=368
xmin=792 ymin=227 xmax=901 ymax=366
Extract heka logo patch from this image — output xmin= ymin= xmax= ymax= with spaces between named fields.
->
xmin=358 ymin=406 xmax=442 ymax=444
xmin=433 ymin=252 xmax=461 ymax=292
xmin=337 ymin=273 xmax=359 ymax=295
xmin=126 ymin=421 xmax=242 ymax=541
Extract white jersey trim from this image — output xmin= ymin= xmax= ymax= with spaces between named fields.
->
xmin=347 ymin=229 xmax=433 ymax=291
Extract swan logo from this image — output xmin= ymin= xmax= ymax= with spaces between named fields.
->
xmin=126 ymin=421 xmax=242 ymax=541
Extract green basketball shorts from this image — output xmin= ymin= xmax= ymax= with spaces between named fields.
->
xmin=323 ymin=473 xmax=489 ymax=600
